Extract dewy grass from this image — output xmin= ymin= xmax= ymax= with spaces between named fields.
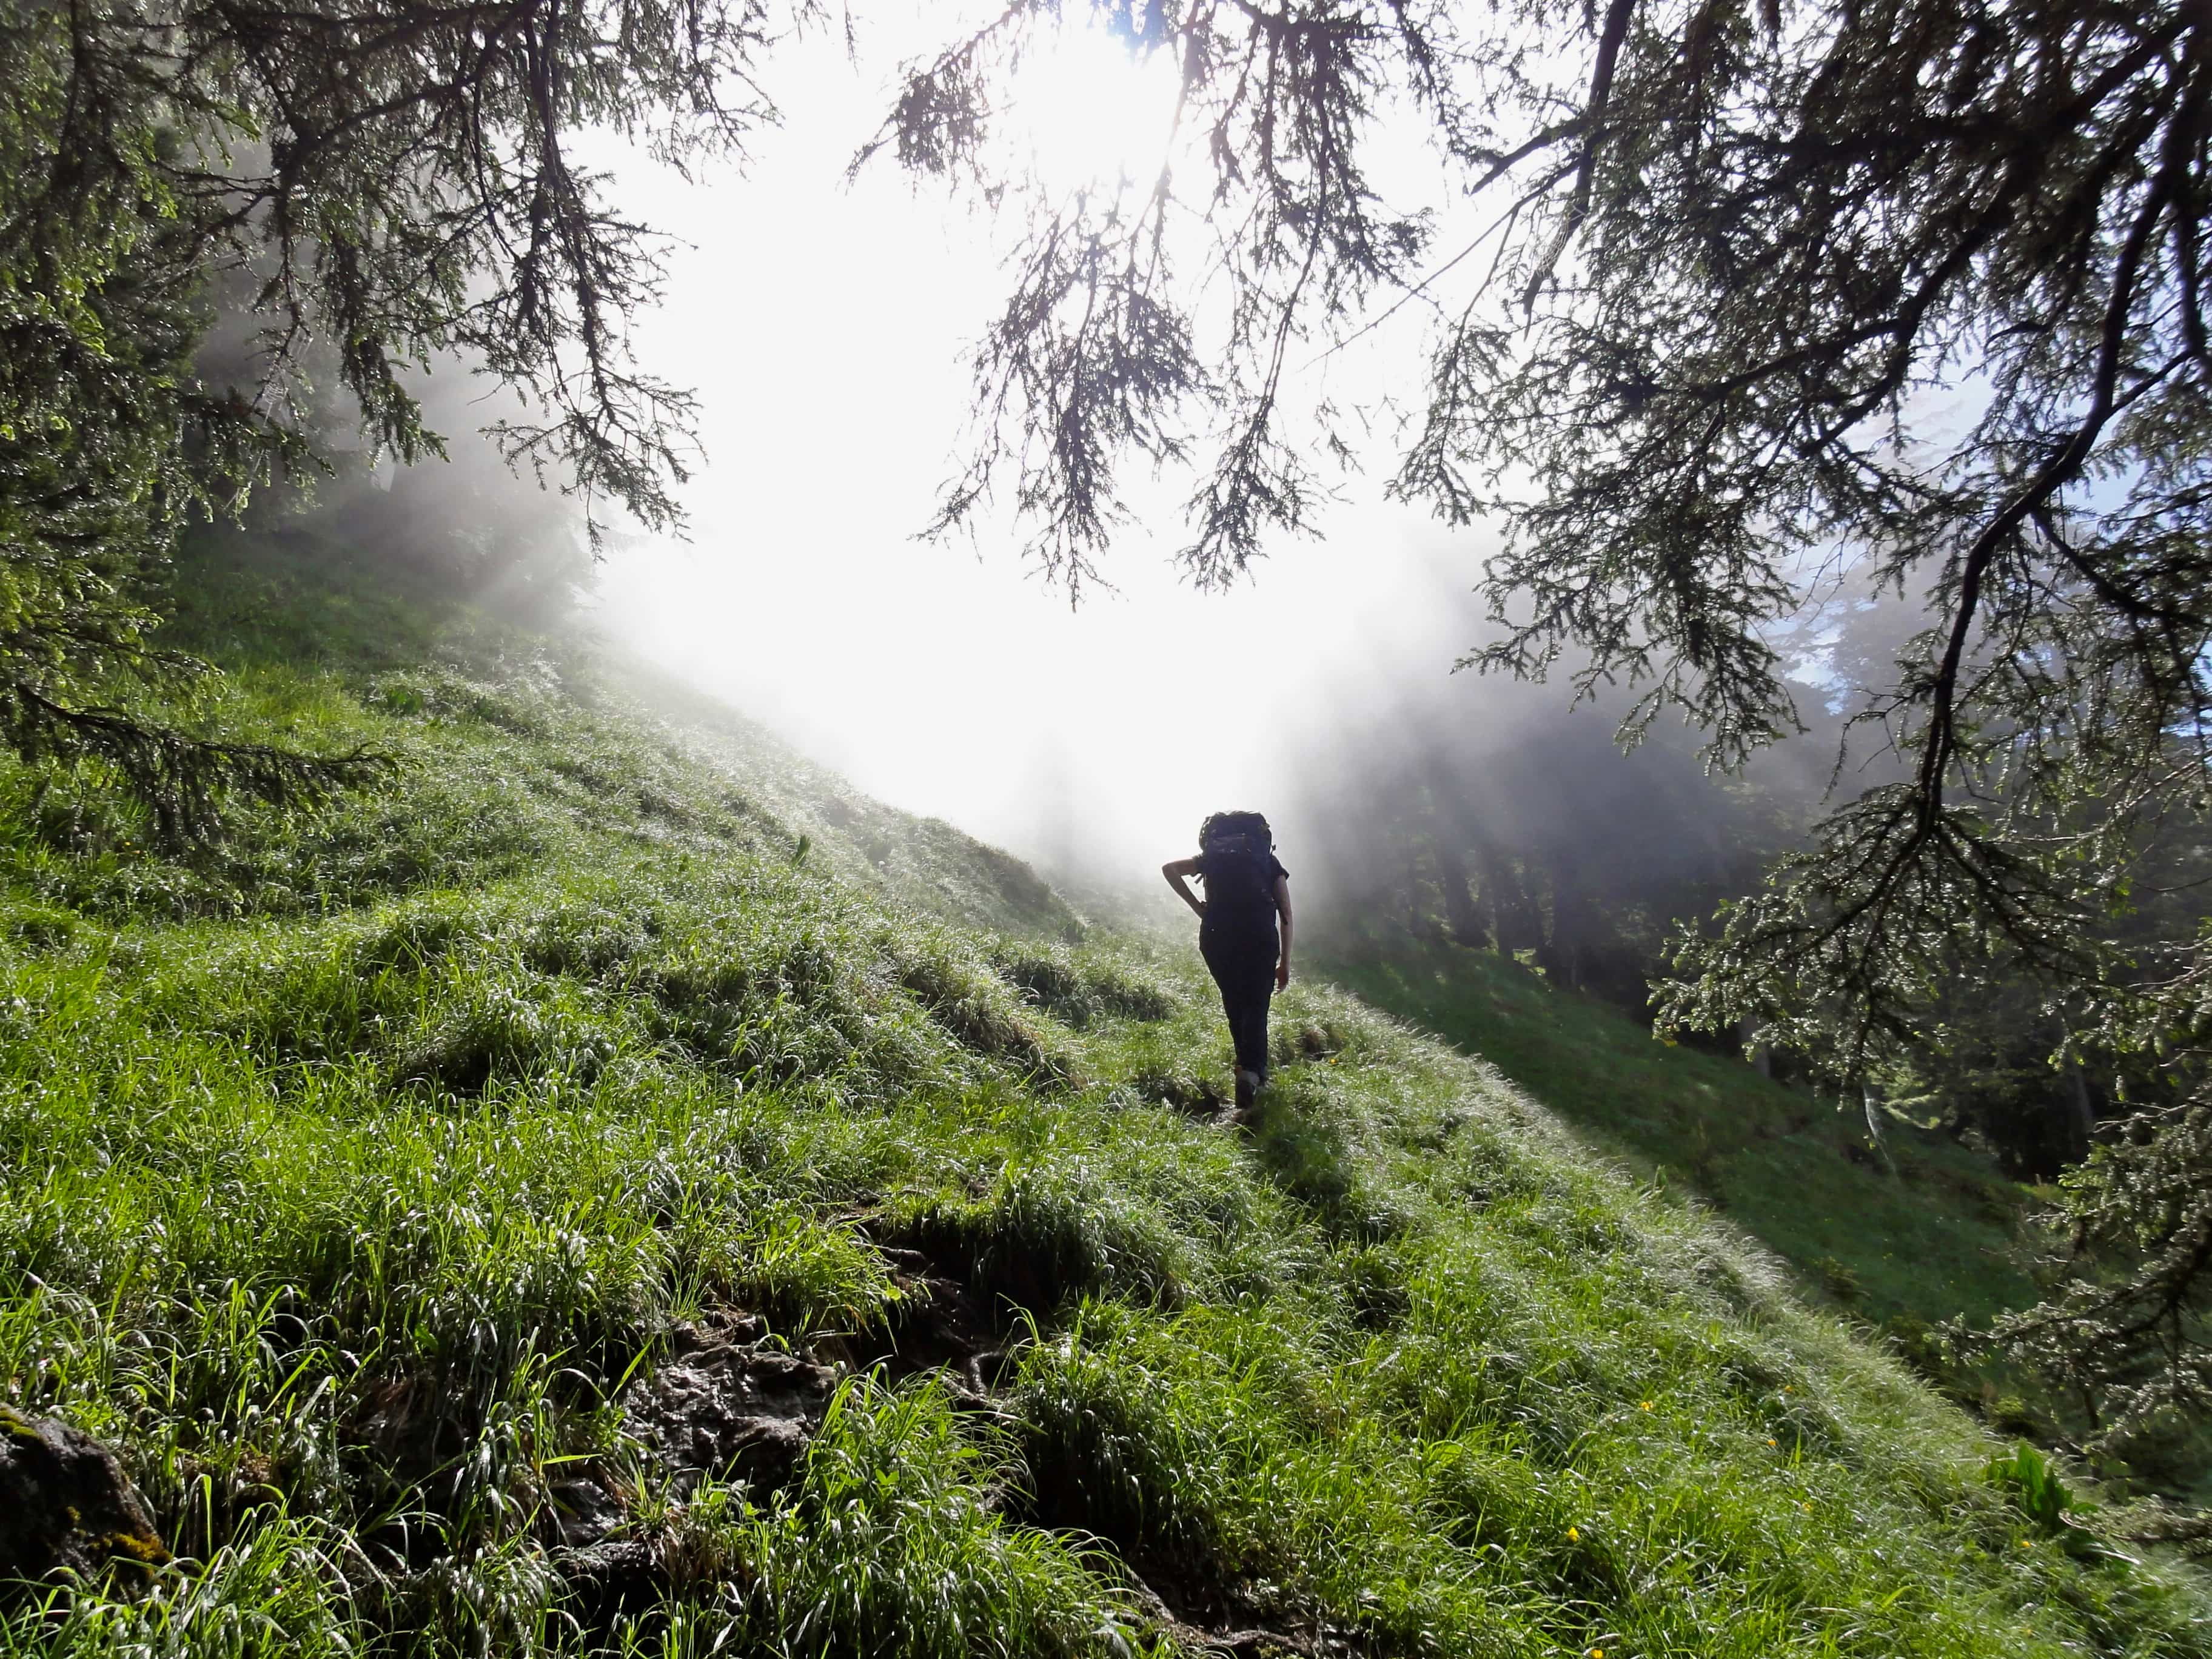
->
xmin=0 ymin=538 xmax=2206 ymax=1655
xmin=1316 ymin=934 xmax=2043 ymax=1335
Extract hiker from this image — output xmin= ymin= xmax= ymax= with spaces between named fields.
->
xmin=1162 ymin=811 xmax=1292 ymax=1113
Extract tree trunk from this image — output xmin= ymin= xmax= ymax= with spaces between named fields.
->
xmin=1541 ymin=850 xmax=1597 ymax=990
xmin=1432 ymin=833 xmax=1486 ymax=947
xmin=1475 ymin=836 xmax=1542 ymax=960
xmin=2065 ymin=1064 xmax=2098 ymax=1158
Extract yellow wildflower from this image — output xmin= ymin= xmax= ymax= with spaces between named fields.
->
xmin=1566 ymin=1526 xmax=1580 ymax=1543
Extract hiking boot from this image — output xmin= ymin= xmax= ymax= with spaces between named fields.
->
xmin=1233 ymin=1068 xmax=1259 ymax=1113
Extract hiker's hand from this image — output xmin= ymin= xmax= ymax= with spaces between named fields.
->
xmin=1276 ymin=960 xmax=1290 ymax=991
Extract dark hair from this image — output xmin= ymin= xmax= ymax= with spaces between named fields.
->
xmin=1199 ymin=810 xmax=1272 ymax=850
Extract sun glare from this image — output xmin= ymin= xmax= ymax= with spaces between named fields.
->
xmin=1002 ymin=19 xmax=1186 ymax=194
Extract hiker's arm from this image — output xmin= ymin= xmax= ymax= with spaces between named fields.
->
xmin=1275 ymin=876 xmax=1294 ymax=989
xmin=1162 ymin=857 xmax=1205 ymax=919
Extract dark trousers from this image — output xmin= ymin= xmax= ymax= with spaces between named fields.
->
xmin=1201 ymin=926 xmax=1278 ymax=1079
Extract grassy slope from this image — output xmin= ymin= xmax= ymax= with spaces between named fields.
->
xmin=1314 ymin=937 xmax=2037 ymax=1339
xmin=0 ymin=534 xmax=2203 ymax=1657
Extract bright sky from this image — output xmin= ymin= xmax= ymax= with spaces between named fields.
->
xmin=589 ymin=5 xmax=1506 ymax=880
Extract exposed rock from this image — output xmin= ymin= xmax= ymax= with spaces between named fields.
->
xmin=557 ymin=1312 xmax=844 ymax=1633
xmin=0 ymin=1406 xmax=167 ymax=1586
xmin=621 ymin=1320 xmax=838 ymax=1496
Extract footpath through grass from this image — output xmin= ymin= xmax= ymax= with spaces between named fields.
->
xmin=0 ymin=534 xmax=2204 ymax=1656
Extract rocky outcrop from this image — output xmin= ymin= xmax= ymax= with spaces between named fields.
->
xmin=0 ymin=1406 xmax=167 ymax=1586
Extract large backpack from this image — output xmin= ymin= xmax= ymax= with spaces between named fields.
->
xmin=1199 ymin=811 xmax=1277 ymax=931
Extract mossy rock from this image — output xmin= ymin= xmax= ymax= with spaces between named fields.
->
xmin=0 ymin=1405 xmax=168 ymax=1588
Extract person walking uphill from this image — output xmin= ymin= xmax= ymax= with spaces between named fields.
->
xmin=1163 ymin=811 xmax=1293 ymax=1116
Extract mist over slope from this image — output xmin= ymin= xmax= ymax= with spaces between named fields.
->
xmin=0 ymin=530 xmax=2204 ymax=1656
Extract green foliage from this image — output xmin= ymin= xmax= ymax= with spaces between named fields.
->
xmin=1986 ymin=1441 xmax=2088 ymax=1539
xmin=1009 ymin=1309 xmax=1233 ymax=1569
xmin=1313 ymin=933 xmax=2040 ymax=1336
xmin=732 ymin=1381 xmax=1142 ymax=1659
xmin=1988 ymin=1092 xmax=2212 ymax=1476
xmin=16 ymin=0 xmax=2207 ymax=1454
xmin=0 ymin=11 xmax=372 ymax=831
xmin=992 ymin=941 xmax=1179 ymax=1028
xmin=0 ymin=0 xmax=808 ymax=823
xmin=1815 ymin=1256 xmax=1863 ymax=1305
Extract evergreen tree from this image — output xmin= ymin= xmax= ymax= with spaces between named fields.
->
xmin=0 ymin=0 xmax=800 ymax=833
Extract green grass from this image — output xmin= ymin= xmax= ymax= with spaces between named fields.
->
xmin=1314 ymin=935 xmax=2039 ymax=1337
xmin=0 ymin=534 xmax=2205 ymax=1655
